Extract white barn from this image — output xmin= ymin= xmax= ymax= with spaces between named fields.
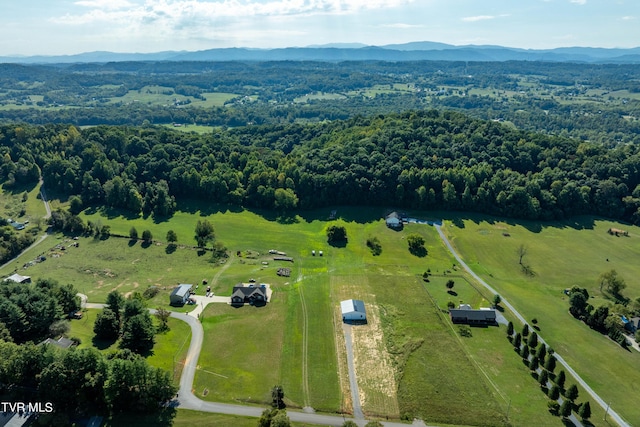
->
xmin=340 ymin=299 xmax=366 ymax=322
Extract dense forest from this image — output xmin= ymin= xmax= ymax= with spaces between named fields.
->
xmin=2 ymin=110 xmax=640 ymax=223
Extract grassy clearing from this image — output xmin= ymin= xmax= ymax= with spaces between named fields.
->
xmin=444 ymin=214 xmax=640 ymax=424
xmin=160 ymin=124 xmax=217 ymax=134
xmin=194 ymin=295 xmax=287 ymax=405
xmin=0 ymin=234 xmax=220 ymax=305
xmin=374 ymin=274 xmax=507 ymax=426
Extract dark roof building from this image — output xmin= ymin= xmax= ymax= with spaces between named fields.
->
xmin=449 ymin=304 xmax=497 ymax=325
xmin=231 ymin=284 xmax=268 ymax=305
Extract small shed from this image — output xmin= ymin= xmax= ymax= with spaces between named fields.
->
xmin=170 ymin=284 xmax=193 ymax=306
xmin=341 ymin=299 xmax=366 ymax=322
xmin=6 ymin=273 xmax=31 ymax=284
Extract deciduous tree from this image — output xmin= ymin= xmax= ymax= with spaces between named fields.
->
xmin=195 ymin=219 xmax=215 ymax=248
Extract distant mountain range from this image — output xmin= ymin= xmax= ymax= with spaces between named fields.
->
xmin=2 ymin=41 xmax=640 ymax=64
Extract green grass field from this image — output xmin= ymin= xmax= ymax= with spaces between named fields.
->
xmin=0 ymin=195 xmax=626 ymax=425
xmin=444 ymin=214 xmax=640 ymax=424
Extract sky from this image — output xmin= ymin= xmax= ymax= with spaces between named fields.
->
xmin=1 ymin=0 xmax=638 ymax=56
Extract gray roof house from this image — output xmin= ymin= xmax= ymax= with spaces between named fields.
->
xmin=170 ymin=284 xmax=193 ymax=306
xmin=449 ymin=304 xmax=497 ymax=325
xmin=39 ymin=336 xmax=75 ymax=349
xmin=231 ymin=284 xmax=267 ymax=305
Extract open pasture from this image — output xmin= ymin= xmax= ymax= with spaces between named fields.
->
xmin=1 ymin=201 xmax=622 ymax=424
xmin=444 ymin=214 xmax=640 ymax=424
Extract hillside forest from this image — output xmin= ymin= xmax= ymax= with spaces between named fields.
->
xmin=2 ymin=109 xmax=640 ymax=227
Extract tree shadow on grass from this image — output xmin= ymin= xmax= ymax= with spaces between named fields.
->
xmin=165 ymin=243 xmax=177 ymax=254
xmin=141 ymin=240 xmax=152 ymax=249
xmin=409 ymin=247 xmax=428 ymax=257
xmin=328 ymin=239 xmax=347 ymax=248
xmin=128 ymin=239 xmax=138 ymax=247
xmin=447 ymin=290 xmax=458 ymax=296
xmin=561 ymin=417 xmax=577 ymax=427
xmin=92 ymin=336 xmax=117 ymax=351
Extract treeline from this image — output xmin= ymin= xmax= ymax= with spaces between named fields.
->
xmin=0 ymin=341 xmax=176 ymax=424
xmin=0 ymin=223 xmax=36 ymax=265
xmin=3 ymin=110 xmax=640 ymax=222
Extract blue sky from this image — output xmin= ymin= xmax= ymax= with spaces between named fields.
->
xmin=1 ymin=0 xmax=638 ymax=55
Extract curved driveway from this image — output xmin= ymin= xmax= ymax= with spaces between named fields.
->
xmin=435 ymin=223 xmax=628 ymax=427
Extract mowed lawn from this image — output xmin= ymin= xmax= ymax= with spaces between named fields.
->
xmin=194 ymin=294 xmax=289 ymax=405
xmin=444 ymin=214 xmax=640 ymax=424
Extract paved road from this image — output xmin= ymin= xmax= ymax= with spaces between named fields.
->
xmin=435 ymin=223 xmax=629 ymax=427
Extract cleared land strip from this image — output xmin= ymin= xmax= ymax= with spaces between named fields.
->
xmin=298 ymin=280 xmax=311 ymax=408
xmin=435 ymin=223 xmax=629 ymax=427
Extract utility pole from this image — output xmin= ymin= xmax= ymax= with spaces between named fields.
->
xmin=604 ymin=401 xmax=610 ymax=421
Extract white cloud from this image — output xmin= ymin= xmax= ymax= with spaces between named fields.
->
xmin=75 ymin=0 xmax=134 ymax=10
xmin=621 ymin=16 xmax=636 ymax=20
xmin=54 ymin=0 xmax=416 ymax=25
xmin=462 ymin=15 xmax=506 ymax=22
xmin=569 ymin=0 xmax=586 ymax=5
xmin=380 ymin=23 xmax=423 ymax=29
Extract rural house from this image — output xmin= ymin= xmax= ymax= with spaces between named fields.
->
xmin=170 ymin=284 xmax=193 ymax=306
xmin=231 ymin=284 xmax=268 ymax=305
xmin=341 ymin=299 xmax=367 ymax=322
xmin=385 ymin=212 xmax=403 ymax=229
xmin=449 ymin=304 xmax=497 ymax=325
xmin=39 ymin=336 xmax=75 ymax=349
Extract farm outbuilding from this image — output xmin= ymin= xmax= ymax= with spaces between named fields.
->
xmin=5 ymin=273 xmax=31 ymax=284
xmin=170 ymin=284 xmax=193 ymax=306
xmin=341 ymin=299 xmax=366 ymax=322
